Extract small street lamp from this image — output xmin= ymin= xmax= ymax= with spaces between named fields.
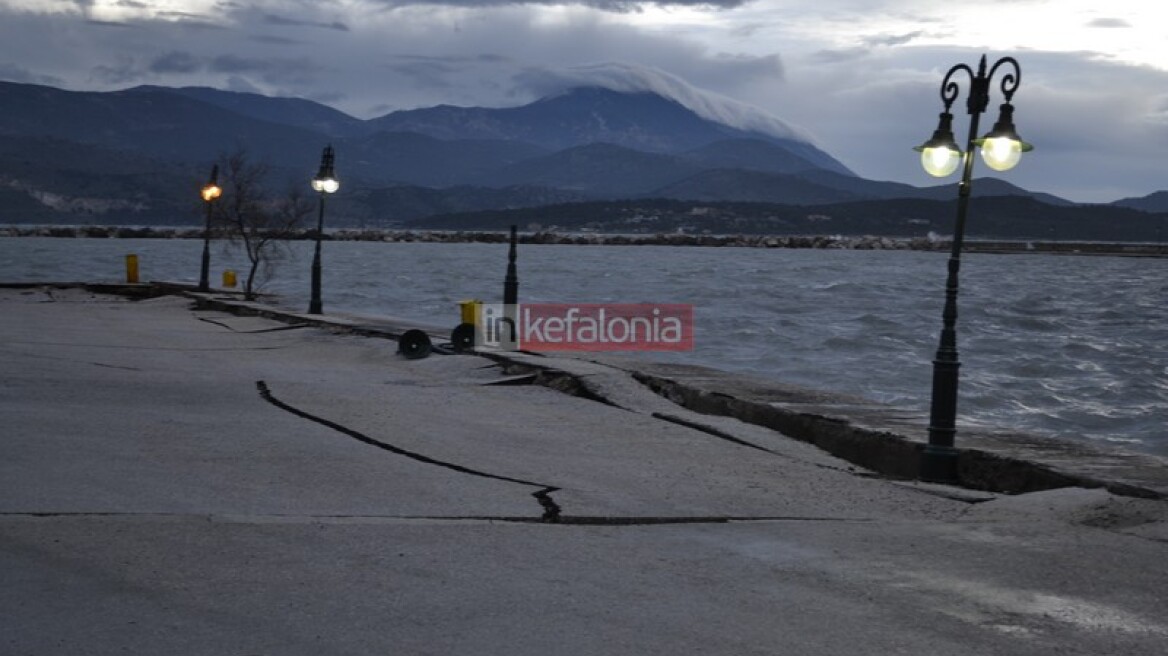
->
xmin=308 ymin=145 xmax=339 ymax=315
xmin=198 ymin=164 xmax=221 ymax=292
xmin=914 ymin=55 xmax=1033 ymax=483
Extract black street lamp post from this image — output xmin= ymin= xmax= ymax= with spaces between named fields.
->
xmin=914 ymin=55 xmax=1032 ymax=483
xmin=308 ymin=145 xmax=339 ymax=315
xmin=198 ymin=164 xmax=221 ymax=292
xmin=502 ymin=225 xmax=520 ymax=349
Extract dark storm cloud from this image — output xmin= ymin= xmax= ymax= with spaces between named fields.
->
xmin=0 ymin=64 xmax=64 ymax=87
xmin=210 ymin=54 xmax=325 ymax=87
xmin=150 ymin=51 xmax=203 ymax=74
xmin=511 ymin=61 xmax=807 ymax=140
xmin=91 ymin=56 xmax=144 ymax=85
xmin=862 ymin=31 xmax=925 ymax=48
xmin=1 ymin=0 xmax=1165 ymax=202
xmin=391 ymin=53 xmax=514 ymax=66
xmin=264 ymin=14 xmax=350 ymax=32
xmin=380 ymin=53 xmax=515 ymax=96
xmin=114 ymin=0 xmax=151 ymax=8
xmin=156 ymin=11 xmax=210 ymax=21
xmin=252 ymin=35 xmax=304 ymax=45
xmin=369 ymin=0 xmax=749 ymax=11
xmin=706 ymin=52 xmax=783 ymax=80
xmin=224 ymin=75 xmax=265 ymax=94
xmin=388 ymin=59 xmax=460 ymax=90
xmin=212 ymin=54 xmax=297 ymax=73
xmin=84 ymin=19 xmax=136 ymax=28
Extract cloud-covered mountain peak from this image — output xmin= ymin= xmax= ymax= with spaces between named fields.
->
xmin=371 ymin=67 xmax=854 ymax=175
xmin=513 ymin=62 xmax=816 ymax=145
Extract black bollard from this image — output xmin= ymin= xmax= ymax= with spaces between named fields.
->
xmin=504 ymin=224 xmax=518 ymax=307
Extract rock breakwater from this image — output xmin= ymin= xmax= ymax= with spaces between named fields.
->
xmin=2 ymin=225 xmax=1164 ymax=256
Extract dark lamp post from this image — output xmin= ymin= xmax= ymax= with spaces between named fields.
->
xmin=308 ymin=145 xmax=338 ymax=315
xmin=198 ymin=164 xmax=221 ymax=292
xmin=914 ymin=54 xmax=1033 ymax=484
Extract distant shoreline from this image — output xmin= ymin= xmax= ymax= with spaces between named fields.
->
xmin=2 ymin=225 xmax=1165 ymax=257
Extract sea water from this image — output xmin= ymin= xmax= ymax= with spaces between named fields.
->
xmin=2 ymin=236 xmax=1164 ymax=455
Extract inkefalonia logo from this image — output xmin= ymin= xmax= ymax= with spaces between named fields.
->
xmin=475 ymin=303 xmax=694 ymax=352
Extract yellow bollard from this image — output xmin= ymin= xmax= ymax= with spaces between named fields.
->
xmin=125 ymin=254 xmax=139 ymax=284
xmin=459 ymin=299 xmax=481 ymax=325
xmin=222 ymin=270 xmax=237 ymax=288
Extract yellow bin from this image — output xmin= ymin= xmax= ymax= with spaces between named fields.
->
xmin=125 ymin=254 xmax=139 ymax=284
xmin=222 ymin=270 xmax=237 ymax=288
xmin=458 ymin=299 xmax=481 ymax=325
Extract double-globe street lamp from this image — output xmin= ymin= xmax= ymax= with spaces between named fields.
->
xmin=308 ymin=145 xmax=339 ymax=315
xmin=914 ymin=54 xmax=1033 ymax=483
xmin=198 ymin=164 xmax=222 ymax=292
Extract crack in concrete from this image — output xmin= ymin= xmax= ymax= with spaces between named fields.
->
xmin=650 ymin=411 xmax=776 ymax=454
xmin=649 ymin=411 xmax=880 ymax=481
xmin=490 ymin=356 xmax=874 ymax=481
xmin=255 ymin=380 xmax=562 ymax=522
xmin=88 ymin=361 xmax=141 ymax=371
xmin=456 ymin=515 xmax=864 ymax=526
xmin=4 ymin=340 xmax=290 ymax=352
xmin=0 ymin=511 xmax=861 ymax=526
xmin=197 ymin=316 xmax=312 ymax=333
xmin=0 ymin=348 xmax=144 ymax=371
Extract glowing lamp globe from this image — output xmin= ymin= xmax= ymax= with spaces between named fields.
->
xmin=312 ymin=177 xmax=339 ymax=194
xmin=979 ymin=137 xmax=1023 ymax=171
xmin=920 ymin=145 xmax=962 ymax=177
xmin=914 ymin=111 xmax=963 ymax=177
xmin=977 ymin=102 xmax=1032 ymax=172
xmin=201 ymin=184 xmax=222 ymax=202
xmin=311 ymin=145 xmax=339 ymax=194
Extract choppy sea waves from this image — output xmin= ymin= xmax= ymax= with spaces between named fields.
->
xmin=3 ymin=236 xmax=1165 ymax=455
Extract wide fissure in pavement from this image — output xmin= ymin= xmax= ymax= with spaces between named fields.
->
xmin=255 ymin=379 xmax=563 ymax=522
xmin=0 ymin=511 xmax=865 ymax=526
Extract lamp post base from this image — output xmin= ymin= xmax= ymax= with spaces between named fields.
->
xmin=920 ymin=444 xmax=959 ymax=484
xmin=308 ymin=250 xmax=321 ymax=313
xmin=198 ymin=226 xmax=211 ymax=292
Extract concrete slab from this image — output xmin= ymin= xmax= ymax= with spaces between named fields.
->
xmin=3 ymin=285 xmax=1168 ymax=656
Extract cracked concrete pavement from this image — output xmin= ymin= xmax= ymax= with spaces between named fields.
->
xmin=2 ymin=286 xmax=1166 ymax=655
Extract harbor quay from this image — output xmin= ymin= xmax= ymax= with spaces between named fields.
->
xmin=2 ymin=284 xmax=1167 ymax=655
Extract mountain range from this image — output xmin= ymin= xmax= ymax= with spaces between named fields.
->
xmin=0 ymin=79 xmax=1165 ymax=240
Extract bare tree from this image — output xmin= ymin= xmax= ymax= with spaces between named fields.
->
xmin=213 ymin=149 xmax=314 ymax=300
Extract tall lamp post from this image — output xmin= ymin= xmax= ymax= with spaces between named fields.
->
xmin=308 ymin=145 xmax=339 ymax=315
xmin=198 ymin=164 xmax=222 ymax=292
xmin=914 ymin=55 xmax=1032 ymax=483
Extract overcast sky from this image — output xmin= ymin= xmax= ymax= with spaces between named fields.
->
xmin=1 ymin=1 xmax=1165 ymax=203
